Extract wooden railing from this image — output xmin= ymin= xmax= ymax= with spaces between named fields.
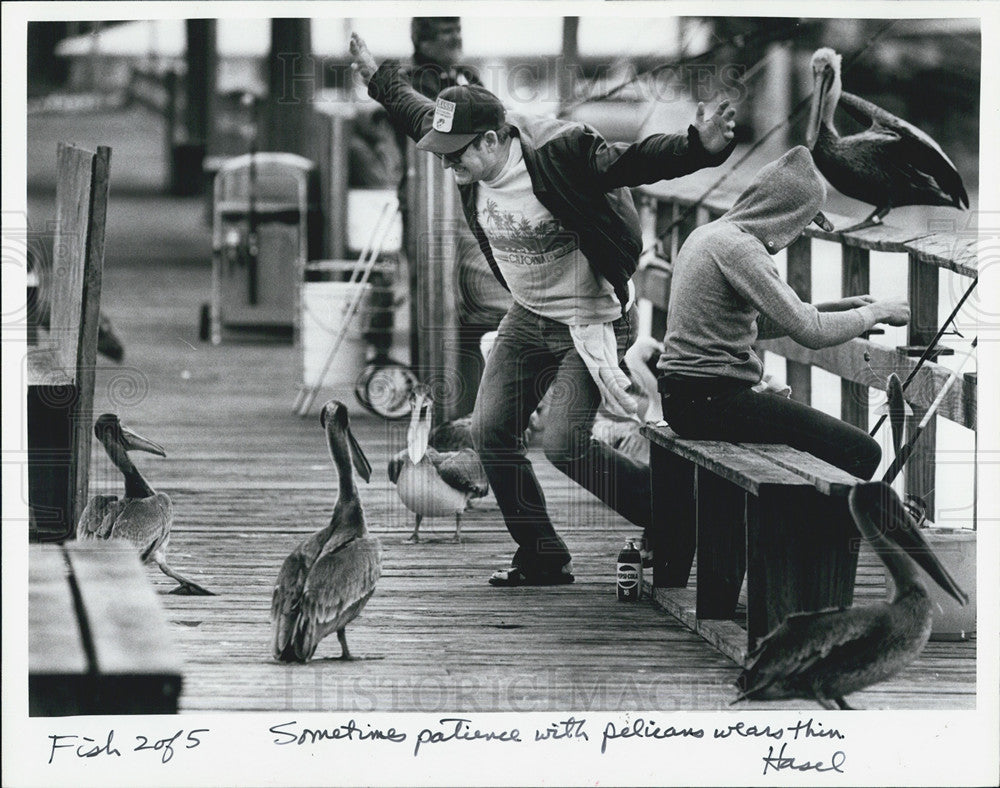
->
xmin=635 ymin=181 xmax=978 ymax=525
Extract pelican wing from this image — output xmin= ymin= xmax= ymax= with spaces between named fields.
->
xmin=105 ymin=494 xmax=172 ymax=559
xmin=271 ymin=552 xmax=310 ymax=660
xmin=77 ymin=494 xmax=121 ymax=539
xmin=294 ymin=538 xmax=382 ymax=660
xmin=432 ymin=448 xmax=489 ymax=497
xmin=428 ymin=415 xmax=475 ymax=452
xmin=839 ymin=92 xmax=968 ymax=207
xmin=737 ymin=605 xmax=884 ymax=699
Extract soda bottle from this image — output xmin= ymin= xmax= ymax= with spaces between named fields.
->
xmin=617 ymin=539 xmax=642 ymax=601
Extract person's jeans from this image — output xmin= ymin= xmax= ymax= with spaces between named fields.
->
xmin=471 ymin=303 xmax=651 ymax=574
xmin=662 ymin=377 xmax=881 ymax=479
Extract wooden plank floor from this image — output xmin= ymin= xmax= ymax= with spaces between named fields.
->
xmin=66 ymin=194 xmax=976 ymax=713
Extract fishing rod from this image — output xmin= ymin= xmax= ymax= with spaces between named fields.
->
xmin=869 ymin=276 xmax=978 ymax=437
xmin=881 ymin=336 xmax=977 ymax=485
xmin=244 ymin=92 xmax=260 ymax=306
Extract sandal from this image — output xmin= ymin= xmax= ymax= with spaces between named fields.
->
xmin=488 ymin=565 xmax=575 ymax=587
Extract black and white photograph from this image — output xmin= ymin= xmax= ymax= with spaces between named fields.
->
xmin=3 ymin=1 xmax=998 ymax=785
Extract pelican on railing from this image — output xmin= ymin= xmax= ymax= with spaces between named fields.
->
xmin=734 ymin=481 xmax=968 ymax=709
xmin=271 ymin=400 xmax=380 ymax=662
xmin=388 ymin=385 xmax=488 ymax=543
xmin=78 ymin=413 xmax=213 ymax=595
xmin=806 ymin=47 xmax=969 ymax=232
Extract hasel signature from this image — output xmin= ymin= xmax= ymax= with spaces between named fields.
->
xmin=762 ymin=742 xmax=846 ymax=774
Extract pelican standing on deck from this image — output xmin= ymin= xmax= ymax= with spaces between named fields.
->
xmin=271 ymin=400 xmax=380 ymax=662
xmin=734 ymin=481 xmax=968 ymax=709
xmin=806 ymin=47 xmax=968 ymax=232
xmin=388 ymin=385 xmax=488 ymax=543
xmin=77 ymin=413 xmax=213 ymax=595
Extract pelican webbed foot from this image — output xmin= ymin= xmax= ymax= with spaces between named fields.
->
xmin=155 ymin=556 xmax=215 ymax=595
xmin=837 ymin=205 xmax=890 ymax=233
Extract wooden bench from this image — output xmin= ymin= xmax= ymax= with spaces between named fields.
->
xmin=29 ymin=542 xmax=183 ymax=716
xmin=640 ymin=424 xmax=862 ymax=664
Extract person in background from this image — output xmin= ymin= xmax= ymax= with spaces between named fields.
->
xmin=657 ymin=146 xmax=910 ymax=479
xmin=351 ymin=32 xmax=737 ymax=586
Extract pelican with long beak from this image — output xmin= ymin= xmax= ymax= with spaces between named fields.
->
xmin=271 ymin=400 xmax=381 ymax=662
xmin=806 ymin=47 xmax=968 ymax=232
xmin=77 ymin=413 xmax=213 ymax=595
xmin=734 ymin=481 xmax=968 ymax=709
xmin=387 ymin=384 xmax=488 ymax=543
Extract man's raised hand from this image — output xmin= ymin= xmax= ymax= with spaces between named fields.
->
xmin=350 ymin=32 xmax=377 ymax=84
xmin=693 ymin=99 xmax=737 ymax=154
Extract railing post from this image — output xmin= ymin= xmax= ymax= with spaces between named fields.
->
xmin=906 ymin=252 xmax=939 ymax=516
xmin=786 ymin=236 xmax=812 ymax=405
xmin=841 ymin=245 xmax=870 ymax=430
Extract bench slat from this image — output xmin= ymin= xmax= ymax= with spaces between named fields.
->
xmin=64 ymin=542 xmax=183 ymax=675
xmin=642 ymin=425 xmax=812 ymax=494
xmin=29 ymin=545 xmax=89 ymax=673
xmin=739 ymin=444 xmax=861 ymax=496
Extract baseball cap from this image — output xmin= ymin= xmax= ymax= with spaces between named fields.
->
xmin=416 ymin=85 xmax=506 ymax=155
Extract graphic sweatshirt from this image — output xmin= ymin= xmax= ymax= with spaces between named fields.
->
xmin=658 ymin=146 xmax=881 ymax=384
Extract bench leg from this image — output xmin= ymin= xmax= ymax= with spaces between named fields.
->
xmin=747 ymin=487 xmax=859 ymax=650
xmin=696 ymin=468 xmax=747 ymax=621
xmin=648 ymin=444 xmax=696 ymax=587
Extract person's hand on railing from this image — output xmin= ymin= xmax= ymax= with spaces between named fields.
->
xmin=875 ymin=299 xmax=911 ymax=327
xmin=350 ymin=32 xmax=378 ymax=85
xmin=693 ymin=99 xmax=736 ymax=154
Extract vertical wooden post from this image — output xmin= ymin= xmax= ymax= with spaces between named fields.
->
xmin=266 ymin=19 xmax=313 ymax=158
xmin=410 ymin=149 xmax=461 ymax=425
xmin=841 ymin=245 xmax=870 ymax=430
xmin=785 ymin=236 xmax=813 ymax=404
xmin=906 ymin=253 xmax=939 ymax=516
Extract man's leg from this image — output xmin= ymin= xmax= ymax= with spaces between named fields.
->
xmin=540 ymin=319 xmax=652 ymax=530
xmin=470 ymin=305 xmax=571 ymax=574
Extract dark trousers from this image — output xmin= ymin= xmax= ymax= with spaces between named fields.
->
xmin=662 ymin=378 xmax=881 ymax=479
xmin=471 ymin=303 xmax=650 ymax=574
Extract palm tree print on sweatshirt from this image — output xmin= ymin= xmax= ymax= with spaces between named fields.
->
xmin=481 ymin=198 xmax=576 ymax=260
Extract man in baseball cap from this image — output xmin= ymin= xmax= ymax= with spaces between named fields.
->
xmin=415 ymin=84 xmax=507 ymax=156
xmin=352 ymin=31 xmax=737 ymax=588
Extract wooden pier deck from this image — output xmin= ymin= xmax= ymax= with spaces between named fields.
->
xmin=27 ymin=186 xmax=974 ymax=713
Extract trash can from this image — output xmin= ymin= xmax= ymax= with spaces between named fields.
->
xmin=208 ymin=152 xmax=321 ymax=343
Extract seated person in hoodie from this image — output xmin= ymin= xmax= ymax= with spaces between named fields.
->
xmin=657 ymin=146 xmax=909 ymax=479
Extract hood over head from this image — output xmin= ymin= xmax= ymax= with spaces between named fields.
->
xmin=724 ymin=146 xmax=828 ymax=253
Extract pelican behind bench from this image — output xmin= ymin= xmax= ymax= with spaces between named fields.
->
xmin=641 ymin=424 xmax=862 ymax=664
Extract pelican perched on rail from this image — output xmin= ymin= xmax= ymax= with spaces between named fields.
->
xmin=271 ymin=400 xmax=380 ymax=662
xmin=734 ymin=481 xmax=968 ymax=710
xmin=388 ymin=385 xmax=488 ymax=543
xmin=806 ymin=47 xmax=969 ymax=232
xmin=77 ymin=413 xmax=213 ymax=595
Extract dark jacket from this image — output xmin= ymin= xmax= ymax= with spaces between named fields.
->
xmin=404 ymin=52 xmax=481 ymax=98
xmin=369 ymin=60 xmax=735 ymax=316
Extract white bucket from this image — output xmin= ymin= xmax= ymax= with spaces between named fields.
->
xmin=300 ymin=281 xmax=371 ymax=389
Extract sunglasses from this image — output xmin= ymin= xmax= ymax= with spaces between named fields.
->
xmin=442 ymin=134 xmax=483 ymax=164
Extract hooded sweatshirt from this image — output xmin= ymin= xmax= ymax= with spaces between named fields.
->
xmin=658 ymin=146 xmax=881 ymax=384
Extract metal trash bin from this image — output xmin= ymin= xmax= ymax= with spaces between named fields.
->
xmin=208 ymin=152 xmax=321 ymax=343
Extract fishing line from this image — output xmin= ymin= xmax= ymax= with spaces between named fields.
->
xmin=557 ymin=18 xmax=804 ymax=119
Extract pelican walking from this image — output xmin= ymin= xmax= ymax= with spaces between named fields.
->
xmin=271 ymin=400 xmax=380 ymax=662
xmin=388 ymin=385 xmax=488 ymax=543
xmin=734 ymin=481 xmax=968 ymax=709
xmin=77 ymin=413 xmax=213 ymax=595
xmin=806 ymin=47 xmax=968 ymax=232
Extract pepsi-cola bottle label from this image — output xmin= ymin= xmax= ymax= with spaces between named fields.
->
xmin=617 ymin=540 xmax=642 ymax=601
